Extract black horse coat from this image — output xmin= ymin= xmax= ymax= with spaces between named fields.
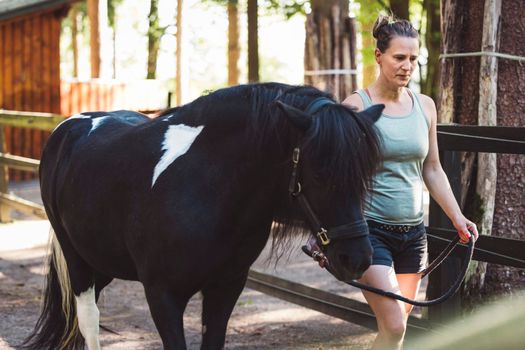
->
xmin=27 ymin=83 xmax=383 ymax=350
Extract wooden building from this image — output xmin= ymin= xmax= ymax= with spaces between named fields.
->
xmin=0 ymin=0 xmax=74 ymax=114
xmin=0 ymin=0 xmax=169 ymax=180
xmin=0 ymin=0 xmax=75 ymax=179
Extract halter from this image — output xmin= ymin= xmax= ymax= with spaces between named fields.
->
xmin=304 ymin=97 xmax=335 ymax=115
xmin=288 ymin=147 xmax=368 ymax=246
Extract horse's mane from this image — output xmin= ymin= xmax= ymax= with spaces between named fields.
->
xmin=246 ymin=83 xmax=382 ymax=262
xmin=158 ymin=83 xmax=382 ymax=261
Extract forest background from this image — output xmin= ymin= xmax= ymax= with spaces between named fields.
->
xmin=60 ymin=0 xmax=436 ymax=104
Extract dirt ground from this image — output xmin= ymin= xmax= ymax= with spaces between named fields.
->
xmin=0 ymin=218 xmax=376 ymax=350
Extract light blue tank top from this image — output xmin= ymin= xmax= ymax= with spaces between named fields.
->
xmin=356 ymin=89 xmax=430 ymax=225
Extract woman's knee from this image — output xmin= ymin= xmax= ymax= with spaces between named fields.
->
xmin=379 ymin=318 xmax=406 ymax=341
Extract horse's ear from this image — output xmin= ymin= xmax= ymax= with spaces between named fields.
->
xmin=357 ymin=104 xmax=384 ymax=123
xmin=275 ymin=101 xmax=312 ymax=131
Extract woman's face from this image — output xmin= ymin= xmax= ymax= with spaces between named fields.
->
xmin=375 ymin=36 xmax=419 ymax=87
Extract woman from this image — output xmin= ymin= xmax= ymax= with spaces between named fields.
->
xmin=342 ymin=14 xmax=479 ymax=350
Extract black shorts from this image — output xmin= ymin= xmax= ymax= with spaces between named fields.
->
xmin=367 ymin=220 xmax=428 ymax=274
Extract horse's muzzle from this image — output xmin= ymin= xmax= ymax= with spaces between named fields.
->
xmin=324 ymin=225 xmax=373 ymax=282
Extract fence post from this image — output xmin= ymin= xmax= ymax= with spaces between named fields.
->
xmin=0 ymin=125 xmax=12 ymax=222
xmin=427 ymin=150 xmax=462 ymax=324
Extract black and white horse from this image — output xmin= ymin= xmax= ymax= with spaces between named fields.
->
xmin=22 ymin=83 xmax=383 ymax=350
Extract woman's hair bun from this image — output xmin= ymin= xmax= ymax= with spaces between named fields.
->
xmin=372 ymin=12 xmax=418 ymax=52
xmin=372 ymin=13 xmax=395 ymax=40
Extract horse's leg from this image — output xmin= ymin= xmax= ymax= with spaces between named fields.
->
xmin=94 ymin=273 xmax=113 ymax=301
xmin=56 ymin=233 xmax=102 ymax=350
xmin=200 ymin=271 xmax=248 ymax=350
xmin=144 ymin=285 xmax=189 ymax=350
xmin=75 ymin=285 xmax=101 ymax=350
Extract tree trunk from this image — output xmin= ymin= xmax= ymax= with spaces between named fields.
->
xmin=389 ymin=0 xmax=409 ymax=20
xmin=108 ymin=0 xmax=120 ymax=79
xmin=438 ymin=0 xmax=525 ymax=307
xmin=305 ymin=0 xmax=357 ymax=101
xmin=438 ymin=0 xmax=483 ymax=213
xmin=70 ymin=4 xmax=79 ymax=78
xmin=464 ymin=0 xmax=501 ymax=296
xmin=88 ymin=0 xmax=101 ymax=78
xmin=432 ymin=0 xmax=482 ymax=314
xmin=421 ymin=0 xmax=440 ymax=101
xmin=147 ymin=0 xmax=161 ymax=79
xmin=176 ymin=0 xmax=183 ymax=105
xmin=247 ymin=0 xmax=259 ymax=82
xmin=484 ymin=0 xmax=525 ymax=295
xmin=227 ymin=0 xmax=239 ymax=86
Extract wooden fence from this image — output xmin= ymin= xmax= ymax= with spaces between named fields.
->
xmin=247 ymin=124 xmax=525 ymax=336
xmin=1 ymin=115 xmax=524 ymax=338
xmin=0 ymin=110 xmax=62 ymax=221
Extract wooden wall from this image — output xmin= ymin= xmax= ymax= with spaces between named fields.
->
xmin=0 ymin=8 xmax=64 ymax=180
xmin=60 ymin=79 xmax=170 ymax=116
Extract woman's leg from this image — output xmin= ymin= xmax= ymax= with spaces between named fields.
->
xmin=360 ymin=266 xmax=422 ymax=350
xmin=396 ymin=273 xmax=422 ymax=314
xmin=360 ymin=265 xmax=405 ymax=350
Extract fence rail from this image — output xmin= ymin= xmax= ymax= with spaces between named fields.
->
xmin=0 ymin=110 xmax=65 ymax=131
xmin=0 ymin=110 xmax=61 ymax=221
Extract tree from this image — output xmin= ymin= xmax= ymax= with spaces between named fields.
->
xmin=483 ymin=0 xmax=525 ymax=296
xmin=69 ymin=3 xmax=80 ymax=78
xmin=305 ymin=0 xmax=359 ymax=101
xmin=87 ymin=0 xmax=110 ymax=78
xmin=147 ymin=0 xmax=162 ymax=79
xmin=176 ymin=0 xmax=183 ymax=104
xmin=108 ymin=0 xmax=124 ymax=78
xmin=87 ymin=0 xmax=101 ymax=77
xmin=202 ymin=0 xmax=241 ymax=85
xmin=356 ymin=0 xmax=386 ymax=88
xmin=389 ymin=0 xmax=409 ymax=19
xmin=437 ymin=0 xmax=525 ymax=308
xmin=247 ymin=0 xmax=259 ymax=82
xmin=227 ymin=0 xmax=240 ymax=85
xmin=421 ymin=0 xmax=440 ymax=100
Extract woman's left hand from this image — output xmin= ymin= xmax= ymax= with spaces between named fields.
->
xmin=453 ymin=216 xmax=479 ymax=244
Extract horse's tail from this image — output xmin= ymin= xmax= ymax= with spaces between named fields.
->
xmin=20 ymin=228 xmax=85 ymax=350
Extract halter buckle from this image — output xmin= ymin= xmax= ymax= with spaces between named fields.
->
xmin=292 ymin=147 xmax=300 ymax=164
xmin=291 ymin=182 xmax=302 ymax=196
xmin=317 ymin=228 xmax=330 ymax=246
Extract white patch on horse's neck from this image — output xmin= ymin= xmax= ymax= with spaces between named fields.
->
xmin=53 ymin=113 xmax=91 ymax=132
xmin=88 ymin=116 xmax=110 ymax=136
xmin=75 ymin=286 xmax=101 ymax=350
xmin=152 ymin=124 xmax=204 ymax=187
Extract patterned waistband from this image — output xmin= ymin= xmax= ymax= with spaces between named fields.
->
xmin=367 ymin=220 xmax=423 ymax=234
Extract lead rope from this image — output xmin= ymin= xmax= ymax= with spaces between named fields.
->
xmin=325 ymin=235 xmax=474 ymax=307
xmin=303 ymin=234 xmax=474 ymax=306
xmin=290 ymin=143 xmax=475 ymax=306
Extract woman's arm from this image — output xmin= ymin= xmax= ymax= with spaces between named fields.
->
xmin=420 ymin=94 xmax=479 ymax=243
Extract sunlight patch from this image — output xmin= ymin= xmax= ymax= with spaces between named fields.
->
xmin=151 ymin=124 xmax=204 ymax=187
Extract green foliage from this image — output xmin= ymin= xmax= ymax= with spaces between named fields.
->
xmin=355 ymin=0 xmax=386 ymax=67
xmin=108 ymin=0 xmax=124 ymax=28
xmin=264 ymin=0 xmax=307 ymax=19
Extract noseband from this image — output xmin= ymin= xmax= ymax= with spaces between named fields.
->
xmin=288 ymin=147 xmax=368 ymax=246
